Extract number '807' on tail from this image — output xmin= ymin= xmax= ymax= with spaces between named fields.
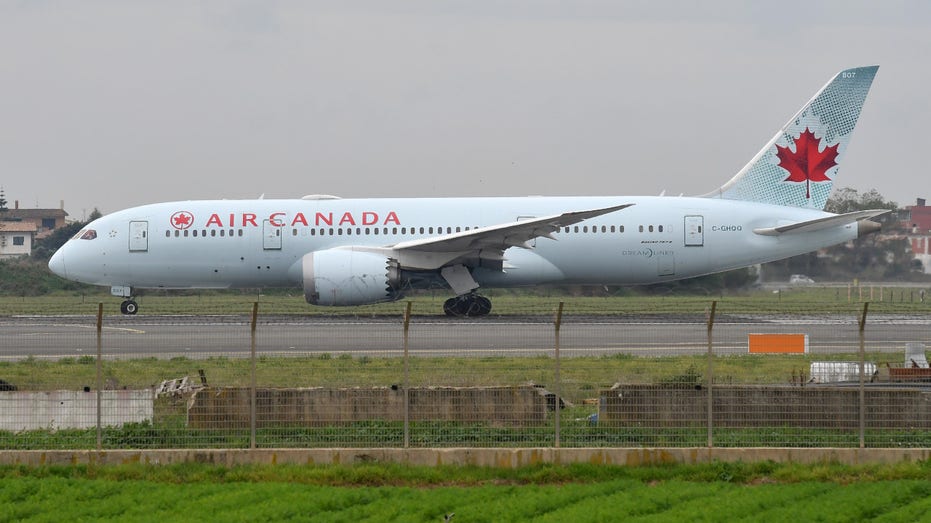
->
xmin=703 ymin=66 xmax=878 ymax=210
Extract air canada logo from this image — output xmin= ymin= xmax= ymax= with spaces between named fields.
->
xmin=170 ymin=211 xmax=194 ymax=230
xmin=776 ymin=127 xmax=838 ymax=199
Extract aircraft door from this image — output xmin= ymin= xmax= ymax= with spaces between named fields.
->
xmin=657 ymin=252 xmax=675 ymax=276
xmin=684 ymin=216 xmax=704 ymax=247
xmin=129 ymin=221 xmax=148 ymax=252
xmin=263 ymin=219 xmax=282 ymax=250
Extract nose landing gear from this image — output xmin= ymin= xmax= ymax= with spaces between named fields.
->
xmin=111 ymin=286 xmax=138 ymax=315
xmin=119 ymin=299 xmax=139 ymax=315
xmin=443 ymin=293 xmax=492 ymax=317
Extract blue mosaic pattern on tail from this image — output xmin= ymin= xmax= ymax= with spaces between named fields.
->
xmin=705 ymin=66 xmax=878 ymax=210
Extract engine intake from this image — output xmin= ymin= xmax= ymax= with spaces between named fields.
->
xmin=300 ymin=248 xmax=401 ymax=306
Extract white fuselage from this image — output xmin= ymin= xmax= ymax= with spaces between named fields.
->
xmin=51 ymin=196 xmax=856 ymax=293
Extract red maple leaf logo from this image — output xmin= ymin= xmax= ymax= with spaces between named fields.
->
xmin=776 ymin=127 xmax=839 ymax=199
xmin=170 ymin=211 xmax=194 ymax=230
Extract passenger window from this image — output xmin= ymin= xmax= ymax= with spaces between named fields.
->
xmin=393 ymin=227 xmax=398 ymax=234
xmin=574 ymin=226 xmax=579 ymax=233
xmin=583 ymin=226 xmax=588 ymax=233
xmin=174 ymin=230 xmax=180 ymax=237
xmin=620 ymin=225 xmax=625 ymax=233
xmin=374 ymin=228 xmax=379 ymax=235
xmin=649 ymin=225 xmax=654 ymax=233
xmin=328 ymin=228 xmax=334 ymax=235
xmin=338 ymin=228 xmax=343 ymax=235
xmin=292 ymin=229 xmax=298 ymax=236
xmin=456 ymin=227 xmax=461 ymax=233
xmin=658 ymin=225 xmax=664 ymax=233
xmin=346 ymin=228 xmax=352 ymax=235
xmin=429 ymin=227 xmax=434 ymax=234
xmin=239 ymin=230 xmax=243 ymax=237
xmin=401 ymin=227 xmax=406 ymax=234
xmin=610 ymin=226 xmax=615 ymax=233
xmin=165 ymin=231 xmax=170 ymax=238
xmin=420 ymin=227 xmax=425 ymax=234
xmin=183 ymin=230 xmax=189 ymax=237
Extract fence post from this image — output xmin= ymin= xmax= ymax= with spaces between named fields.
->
xmin=554 ymin=301 xmax=564 ymax=449
xmin=403 ymin=301 xmax=412 ymax=449
xmin=250 ymin=302 xmax=258 ymax=450
xmin=706 ymin=300 xmax=717 ymax=449
xmin=96 ymin=303 xmax=103 ymax=451
xmin=858 ymin=301 xmax=869 ymax=449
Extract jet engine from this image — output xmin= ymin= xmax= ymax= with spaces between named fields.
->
xmin=299 ymin=248 xmax=401 ymax=306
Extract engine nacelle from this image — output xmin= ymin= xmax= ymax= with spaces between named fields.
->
xmin=300 ymin=248 xmax=400 ymax=306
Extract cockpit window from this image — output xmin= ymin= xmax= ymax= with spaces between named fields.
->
xmin=76 ymin=229 xmax=97 ymax=240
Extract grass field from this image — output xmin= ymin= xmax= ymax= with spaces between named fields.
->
xmin=2 ymin=285 xmax=931 ymax=316
xmin=3 ymin=462 xmax=931 ymax=522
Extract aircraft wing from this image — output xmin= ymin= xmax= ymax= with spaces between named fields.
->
xmin=372 ymin=203 xmax=633 ymax=270
xmin=752 ymin=209 xmax=890 ymax=236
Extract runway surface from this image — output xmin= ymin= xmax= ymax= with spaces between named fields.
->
xmin=1 ymin=314 xmax=928 ymax=360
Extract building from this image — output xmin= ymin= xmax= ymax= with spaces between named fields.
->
xmin=901 ymin=198 xmax=931 ymax=274
xmin=0 ymin=200 xmax=69 ymax=240
xmin=0 ymin=221 xmax=38 ymax=258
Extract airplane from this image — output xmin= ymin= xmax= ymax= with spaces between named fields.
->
xmin=49 ymin=65 xmax=886 ymax=316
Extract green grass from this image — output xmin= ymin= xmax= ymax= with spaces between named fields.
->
xmin=0 ymin=352 xmax=901 ymax=394
xmin=3 ymin=285 xmax=931 ymax=316
xmin=2 ymin=462 xmax=931 ymax=522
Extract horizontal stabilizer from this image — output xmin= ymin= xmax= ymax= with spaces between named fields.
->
xmin=753 ymin=209 xmax=889 ymax=236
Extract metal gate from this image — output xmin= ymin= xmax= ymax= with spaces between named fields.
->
xmin=129 ymin=221 xmax=148 ymax=252
xmin=684 ymin=215 xmax=704 ymax=247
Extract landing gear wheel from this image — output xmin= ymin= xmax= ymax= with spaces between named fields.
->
xmin=120 ymin=300 xmax=138 ymax=315
xmin=443 ymin=294 xmax=492 ymax=317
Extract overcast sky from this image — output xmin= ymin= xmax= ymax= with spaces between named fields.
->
xmin=1 ymin=1 xmax=929 ymax=220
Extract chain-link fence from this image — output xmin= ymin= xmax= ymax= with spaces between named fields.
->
xmin=2 ymin=290 xmax=930 ymax=450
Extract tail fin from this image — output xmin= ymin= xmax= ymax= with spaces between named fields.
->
xmin=703 ymin=66 xmax=878 ymax=210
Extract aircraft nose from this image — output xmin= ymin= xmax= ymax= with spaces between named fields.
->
xmin=48 ymin=249 xmax=67 ymax=278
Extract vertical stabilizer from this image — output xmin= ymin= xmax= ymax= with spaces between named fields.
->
xmin=703 ymin=66 xmax=878 ymax=210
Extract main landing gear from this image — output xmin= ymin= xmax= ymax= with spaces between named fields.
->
xmin=443 ymin=293 xmax=492 ymax=317
xmin=119 ymin=299 xmax=139 ymax=315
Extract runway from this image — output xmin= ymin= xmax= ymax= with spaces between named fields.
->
xmin=1 ymin=314 xmax=928 ymax=360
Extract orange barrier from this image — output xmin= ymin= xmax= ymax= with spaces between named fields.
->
xmin=748 ymin=333 xmax=809 ymax=354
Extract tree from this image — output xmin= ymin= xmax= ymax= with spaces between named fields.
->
xmin=0 ymin=187 xmax=7 ymax=212
xmin=825 ymin=187 xmax=897 ymax=214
